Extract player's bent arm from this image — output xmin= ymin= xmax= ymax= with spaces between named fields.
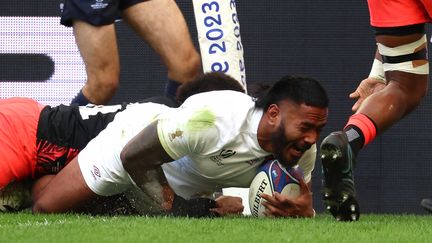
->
xmin=120 ymin=121 xmax=220 ymax=217
xmin=121 ymin=121 xmax=173 ymax=174
xmin=121 ymin=120 xmax=175 ymax=210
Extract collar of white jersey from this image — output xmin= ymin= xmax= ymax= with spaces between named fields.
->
xmin=249 ymin=108 xmax=264 ymax=148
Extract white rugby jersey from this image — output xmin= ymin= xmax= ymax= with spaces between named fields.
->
xmin=78 ymin=90 xmax=315 ymax=201
xmin=157 ymin=90 xmax=315 ymax=198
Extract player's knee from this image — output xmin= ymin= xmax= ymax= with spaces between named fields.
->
xmin=184 ymin=54 xmax=201 ymax=80
xmin=99 ymin=77 xmax=120 ymax=95
xmin=86 ymin=75 xmax=120 ymax=104
xmin=186 ymin=51 xmax=202 ymax=73
xmin=120 ymin=149 xmax=133 ymax=175
xmin=168 ymin=50 xmax=201 ymax=83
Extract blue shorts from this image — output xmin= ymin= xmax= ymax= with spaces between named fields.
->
xmin=60 ymin=0 xmax=148 ymax=27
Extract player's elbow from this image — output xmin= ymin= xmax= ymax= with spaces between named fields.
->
xmin=120 ymin=147 xmax=134 ymax=174
xmin=120 ymin=145 xmax=144 ymax=175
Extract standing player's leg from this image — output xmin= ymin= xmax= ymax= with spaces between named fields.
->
xmin=122 ymin=0 xmax=201 ymax=98
xmin=71 ymin=21 xmax=120 ymax=105
xmin=60 ymin=0 xmax=123 ymax=105
xmin=320 ymin=30 xmax=429 ymax=221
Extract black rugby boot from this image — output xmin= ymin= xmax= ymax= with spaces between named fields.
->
xmin=320 ymin=131 xmax=360 ymax=221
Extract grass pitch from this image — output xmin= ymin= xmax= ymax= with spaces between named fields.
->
xmin=1 ymin=213 xmax=431 ymax=242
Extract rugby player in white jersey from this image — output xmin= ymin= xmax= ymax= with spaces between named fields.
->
xmin=0 ymin=72 xmax=244 ymax=214
xmin=32 ymin=73 xmax=328 ymax=218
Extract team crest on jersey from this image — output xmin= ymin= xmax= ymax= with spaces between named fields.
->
xmin=169 ymin=129 xmax=183 ymax=141
xmin=210 ymin=149 xmax=236 ymax=166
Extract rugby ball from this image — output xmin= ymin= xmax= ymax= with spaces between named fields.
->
xmin=248 ymin=159 xmax=303 ymax=217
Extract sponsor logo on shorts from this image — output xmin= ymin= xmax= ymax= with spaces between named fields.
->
xmin=91 ymin=0 xmax=108 ymax=10
xmin=91 ymin=165 xmax=101 ymax=180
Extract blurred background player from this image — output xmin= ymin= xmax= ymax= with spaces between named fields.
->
xmin=320 ymin=0 xmax=431 ymax=221
xmin=32 ymin=75 xmax=328 ymax=218
xmin=61 ymin=0 xmax=201 ymax=105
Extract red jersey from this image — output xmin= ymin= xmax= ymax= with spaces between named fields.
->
xmin=0 ymin=98 xmax=45 ymax=188
xmin=0 ymin=98 xmax=124 ymax=189
xmin=368 ymin=0 xmax=432 ymax=27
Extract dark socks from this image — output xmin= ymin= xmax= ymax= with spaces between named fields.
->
xmin=71 ymin=89 xmax=90 ymax=106
xmin=343 ymin=125 xmax=364 ymax=157
xmin=165 ymin=79 xmax=181 ymax=98
xmin=343 ymin=113 xmax=378 ymax=158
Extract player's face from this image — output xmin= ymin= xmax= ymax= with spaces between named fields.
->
xmin=270 ymin=102 xmax=327 ymax=167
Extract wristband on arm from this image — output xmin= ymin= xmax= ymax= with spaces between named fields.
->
xmin=170 ymin=194 xmax=219 ymax=218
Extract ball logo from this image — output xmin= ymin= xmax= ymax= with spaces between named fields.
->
xmin=251 ymin=178 xmax=268 ymax=217
xmin=249 ymin=159 xmax=303 ymax=217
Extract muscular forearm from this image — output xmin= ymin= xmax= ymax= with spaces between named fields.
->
xmin=120 ymin=120 xmax=175 ymax=210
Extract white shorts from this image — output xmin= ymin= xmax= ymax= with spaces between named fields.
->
xmin=78 ymin=123 xmax=134 ymax=196
xmin=78 ymin=103 xmax=170 ymax=196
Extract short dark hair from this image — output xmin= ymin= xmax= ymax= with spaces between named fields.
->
xmin=176 ymin=72 xmax=246 ymax=103
xmin=247 ymin=82 xmax=271 ymax=100
xmin=255 ymin=75 xmax=328 ymax=110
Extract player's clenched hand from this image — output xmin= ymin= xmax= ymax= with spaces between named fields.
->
xmin=261 ymin=179 xmax=314 ymax=218
xmin=210 ymin=195 xmax=244 ymax=216
xmin=349 ymin=77 xmax=386 ymax=112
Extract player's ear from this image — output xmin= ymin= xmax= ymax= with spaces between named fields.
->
xmin=265 ymin=104 xmax=280 ymax=126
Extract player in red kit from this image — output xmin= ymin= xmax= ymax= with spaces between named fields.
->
xmin=320 ymin=0 xmax=431 ymax=221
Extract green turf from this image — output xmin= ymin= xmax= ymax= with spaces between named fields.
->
xmin=1 ymin=213 xmax=432 ymax=242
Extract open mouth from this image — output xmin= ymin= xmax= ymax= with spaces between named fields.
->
xmin=291 ymin=145 xmax=310 ymax=158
